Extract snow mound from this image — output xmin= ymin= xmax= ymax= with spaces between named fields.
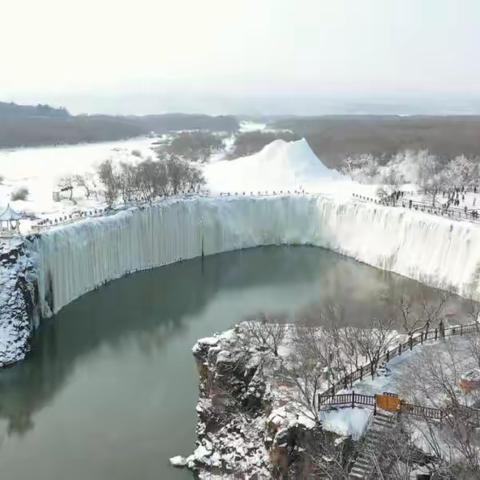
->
xmin=320 ymin=408 xmax=371 ymax=440
xmin=203 ymin=139 xmax=346 ymax=193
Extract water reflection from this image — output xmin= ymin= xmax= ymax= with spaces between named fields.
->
xmin=0 ymin=246 xmax=472 ymax=480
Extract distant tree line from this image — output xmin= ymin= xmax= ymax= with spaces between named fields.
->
xmin=158 ymin=131 xmax=225 ymax=162
xmin=0 ymin=101 xmax=70 ymax=118
xmin=136 ymin=114 xmax=238 ymax=133
xmin=273 ymin=116 xmax=480 ymax=169
xmin=0 ymin=106 xmax=239 ymax=149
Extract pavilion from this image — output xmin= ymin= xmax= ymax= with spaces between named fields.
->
xmin=0 ymin=204 xmax=22 ymax=235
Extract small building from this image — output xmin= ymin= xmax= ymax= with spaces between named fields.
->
xmin=0 ymin=204 xmax=22 ymax=235
xmin=460 ymin=368 xmax=480 ymax=393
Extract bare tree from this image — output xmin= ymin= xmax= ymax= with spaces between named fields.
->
xmin=242 ymin=312 xmax=287 ymax=357
xmin=57 ymin=175 xmax=75 ymax=201
xmin=355 ymin=316 xmax=397 ymax=376
xmin=464 ymin=291 xmax=480 ymax=326
xmin=97 ymin=159 xmax=120 ymax=206
xmin=135 ymin=159 xmax=169 ymax=201
xmin=95 ymin=156 xmax=204 ymax=205
xmin=392 ymin=293 xmax=423 ymax=336
xmin=165 ymin=155 xmax=205 ymax=194
xmin=278 ymin=343 xmax=326 ymax=425
xmin=303 ymin=429 xmax=351 ymax=479
xmin=419 ymin=291 xmax=450 ymax=331
xmin=72 ymin=173 xmax=97 ymax=199
xmin=400 ymin=341 xmax=480 ymax=475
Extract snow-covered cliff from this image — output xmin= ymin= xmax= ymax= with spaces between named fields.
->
xmin=28 ymin=195 xmax=480 ymax=321
xmin=0 ymin=240 xmax=39 ymax=365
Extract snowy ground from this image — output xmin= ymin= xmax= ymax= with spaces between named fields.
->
xmin=0 ymin=136 xmax=156 ymax=220
xmin=0 ymin=120 xmax=265 ymax=220
xmin=345 ymin=335 xmax=480 ymax=405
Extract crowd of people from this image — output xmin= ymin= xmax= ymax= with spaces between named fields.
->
xmin=383 ymin=186 xmax=480 ymax=221
xmin=440 ymin=186 xmax=479 ymax=219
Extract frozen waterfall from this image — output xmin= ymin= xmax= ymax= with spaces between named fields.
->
xmin=29 ymin=195 xmax=480 ymax=318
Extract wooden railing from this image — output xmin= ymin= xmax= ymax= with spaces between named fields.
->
xmin=317 ymin=392 xmax=480 ymax=425
xmin=400 ymin=402 xmax=444 ymax=421
xmin=321 ymin=321 xmax=480 ymax=397
xmin=318 ymin=392 xmax=376 ymax=409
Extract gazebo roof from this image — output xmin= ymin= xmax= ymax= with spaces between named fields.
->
xmin=0 ymin=204 xmax=22 ymax=221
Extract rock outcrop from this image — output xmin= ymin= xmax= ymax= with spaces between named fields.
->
xmin=183 ymin=326 xmax=352 ymax=478
xmin=0 ymin=238 xmax=39 ymax=366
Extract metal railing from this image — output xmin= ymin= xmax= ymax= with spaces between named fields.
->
xmin=353 ymin=193 xmax=480 ymax=224
xmin=29 ymin=190 xmax=317 ymax=233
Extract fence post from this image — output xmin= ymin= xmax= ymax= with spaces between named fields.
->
xmin=461 ymin=325 xmax=463 ymax=336
xmin=360 ymin=366 xmax=363 ymax=380
xmin=409 ymin=335 xmax=413 ymax=350
xmin=386 ymin=350 xmax=389 ymax=362
xmin=421 ymin=332 xmax=424 ymax=344
xmin=352 ymin=391 xmax=355 ymax=409
xmin=435 ymin=328 xmax=438 ymax=341
xmin=399 ymin=344 xmax=402 ymax=356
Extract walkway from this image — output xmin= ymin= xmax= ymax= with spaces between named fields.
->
xmin=353 ymin=193 xmax=480 ymax=225
xmin=349 ymin=410 xmax=397 ymax=479
xmin=320 ymin=321 xmax=480 ymax=399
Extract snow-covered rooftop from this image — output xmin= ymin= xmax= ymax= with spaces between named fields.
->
xmin=0 ymin=204 xmax=22 ymax=222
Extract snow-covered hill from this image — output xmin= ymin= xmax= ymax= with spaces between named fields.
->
xmin=204 ymin=139 xmax=348 ymax=194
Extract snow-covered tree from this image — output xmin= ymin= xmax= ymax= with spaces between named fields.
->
xmin=443 ymin=155 xmax=479 ymax=189
xmin=342 ymin=154 xmax=379 ymax=183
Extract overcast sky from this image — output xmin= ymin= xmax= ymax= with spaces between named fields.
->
xmin=2 ymin=0 xmax=480 ymax=115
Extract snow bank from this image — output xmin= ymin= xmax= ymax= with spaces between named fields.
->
xmin=27 ymin=194 xmax=480 ymax=320
xmin=204 ymin=139 xmax=346 ymax=194
xmin=320 ymin=408 xmax=371 ymax=441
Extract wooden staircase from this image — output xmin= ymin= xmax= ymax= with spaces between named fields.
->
xmin=348 ymin=410 xmax=397 ymax=479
